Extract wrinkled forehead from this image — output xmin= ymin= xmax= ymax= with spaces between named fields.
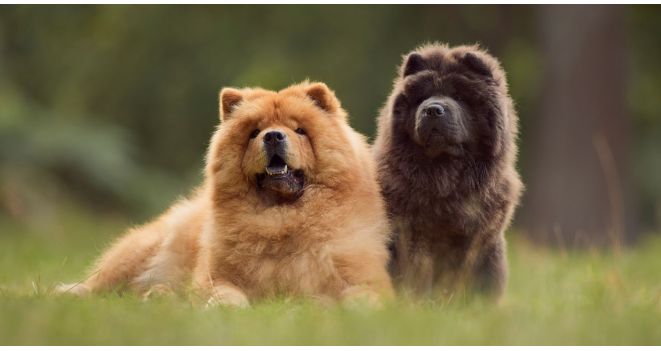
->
xmin=232 ymin=92 xmax=312 ymax=125
xmin=419 ymin=50 xmax=475 ymax=74
xmin=401 ymin=71 xmax=468 ymax=102
xmin=418 ymin=52 xmax=451 ymax=73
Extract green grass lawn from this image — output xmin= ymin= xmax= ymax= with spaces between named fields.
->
xmin=0 ymin=208 xmax=659 ymax=345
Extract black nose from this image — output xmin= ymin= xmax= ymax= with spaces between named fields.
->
xmin=424 ymin=104 xmax=446 ymax=117
xmin=263 ymin=131 xmax=287 ymax=146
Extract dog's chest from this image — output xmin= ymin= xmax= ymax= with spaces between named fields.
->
xmin=222 ymin=235 xmax=341 ymax=299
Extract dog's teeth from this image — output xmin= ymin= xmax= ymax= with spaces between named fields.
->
xmin=266 ymin=165 xmax=288 ymax=176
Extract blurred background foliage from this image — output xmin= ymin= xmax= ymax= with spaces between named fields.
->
xmin=0 ymin=5 xmax=659 ymax=245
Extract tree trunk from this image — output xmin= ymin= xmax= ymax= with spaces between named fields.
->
xmin=523 ymin=5 xmax=634 ymax=248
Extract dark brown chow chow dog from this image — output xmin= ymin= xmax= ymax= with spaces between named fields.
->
xmin=373 ymin=43 xmax=523 ymax=298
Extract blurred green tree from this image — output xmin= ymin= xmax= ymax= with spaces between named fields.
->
xmin=524 ymin=5 xmax=633 ymax=247
xmin=0 ymin=5 xmax=659 ymax=242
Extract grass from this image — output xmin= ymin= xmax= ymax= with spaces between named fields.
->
xmin=0 ymin=208 xmax=660 ymax=345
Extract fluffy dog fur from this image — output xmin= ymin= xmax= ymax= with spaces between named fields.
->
xmin=373 ymin=43 xmax=523 ymax=298
xmin=57 ymin=81 xmax=393 ymax=307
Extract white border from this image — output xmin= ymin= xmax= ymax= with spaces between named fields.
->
xmin=0 ymin=1 xmax=659 ymax=348
xmin=1 ymin=1 xmax=660 ymax=5
xmin=1 ymin=346 xmax=660 ymax=349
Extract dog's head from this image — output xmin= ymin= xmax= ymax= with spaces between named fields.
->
xmin=389 ymin=44 xmax=513 ymax=160
xmin=208 ymin=81 xmax=357 ymax=205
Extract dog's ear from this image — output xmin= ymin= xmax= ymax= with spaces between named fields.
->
xmin=219 ymin=87 xmax=244 ymax=121
xmin=401 ymin=52 xmax=427 ymax=77
xmin=305 ymin=82 xmax=340 ymax=114
xmin=460 ymin=52 xmax=493 ymax=78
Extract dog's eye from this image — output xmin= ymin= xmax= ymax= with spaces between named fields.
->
xmin=249 ymin=129 xmax=260 ymax=139
xmin=295 ymin=128 xmax=306 ymax=135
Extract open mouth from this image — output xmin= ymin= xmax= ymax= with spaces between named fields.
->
xmin=256 ymin=154 xmax=305 ymax=201
xmin=265 ymin=154 xmax=289 ymax=176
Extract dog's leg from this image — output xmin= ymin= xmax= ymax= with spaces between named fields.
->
xmin=333 ymin=251 xmax=394 ymax=308
xmin=56 ymin=221 xmax=165 ymax=296
xmin=192 ymin=246 xmax=250 ymax=308
xmin=205 ymin=282 xmax=250 ymax=308
xmin=471 ymin=235 xmax=507 ymax=299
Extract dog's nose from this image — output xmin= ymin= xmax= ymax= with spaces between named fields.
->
xmin=263 ymin=130 xmax=287 ymax=146
xmin=423 ymin=103 xmax=446 ymax=117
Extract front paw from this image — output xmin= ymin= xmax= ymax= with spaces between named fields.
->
xmin=54 ymin=282 xmax=90 ymax=296
xmin=142 ymin=284 xmax=176 ymax=301
xmin=340 ymin=286 xmax=385 ymax=309
xmin=206 ymin=285 xmax=250 ymax=309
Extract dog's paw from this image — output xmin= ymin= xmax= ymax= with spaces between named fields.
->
xmin=205 ymin=286 xmax=250 ymax=309
xmin=340 ymin=286 xmax=384 ymax=309
xmin=54 ymin=282 xmax=90 ymax=297
xmin=142 ymin=284 xmax=176 ymax=301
